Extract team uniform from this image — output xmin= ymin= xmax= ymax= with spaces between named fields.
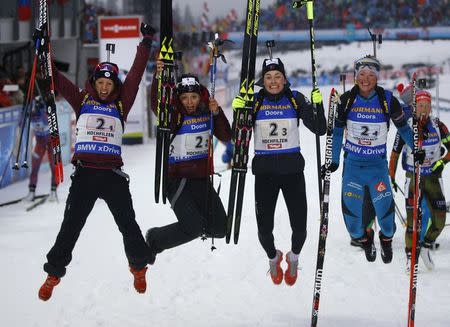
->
xmin=232 ymin=57 xmax=326 ymax=285
xmin=145 ymin=74 xmax=231 ymax=261
xmin=252 ymin=87 xmax=326 ymax=260
xmin=390 ymin=113 xmax=450 ymax=254
xmin=330 ymin=56 xmax=413 ymax=263
xmin=38 ymin=26 xmax=156 ymax=301
xmin=28 ymin=100 xmax=57 ymax=198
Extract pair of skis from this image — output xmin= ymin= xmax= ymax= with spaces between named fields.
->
xmin=0 ymin=194 xmax=48 ymax=208
xmin=0 ymin=193 xmax=50 ymax=211
xmin=12 ymin=0 xmax=63 ymax=186
xmin=34 ymin=0 xmax=64 ymax=184
xmin=310 ymin=89 xmax=338 ymax=326
xmin=26 ymin=194 xmax=51 ymax=211
xmin=407 ymin=73 xmax=424 ymax=327
xmin=154 ymin=0 xmax=175 ymax=204
xmin=226 ymin=0 xmax=260 ymax=244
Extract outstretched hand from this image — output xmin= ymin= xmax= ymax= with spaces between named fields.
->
xmin=415 ymin=149 xmax=426 ymax=165
xmin=140 ymin=23 xmax=155 ymax=37
xmin=155 ymin=59 xmax=164 ymax=75
xmin=140 ymin=23 xmax=156 ymax=49
xmin=331 ymin=91 xmax=341 ymax=105
xmin=209 ymin=98 xmax=219 ymax=115
xmin=311 ymin=88 xmax=323 ymax=105
xmin=232 ymin=95 xmax=245 ymax=111
xmin=391 ymin=178 xmax=398 ymax=193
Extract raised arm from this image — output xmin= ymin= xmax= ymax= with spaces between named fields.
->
xmin=120 ymin=23 xmax=155 ymax=119
xmin=52 ymin=64 xmax=85 ymax=115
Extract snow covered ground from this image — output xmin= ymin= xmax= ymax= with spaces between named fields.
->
xmin=1 ymin=40 xmax=450 ymax=327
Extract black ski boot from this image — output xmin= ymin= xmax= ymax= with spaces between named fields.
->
xmin=350 ymin=238 xmax=364 ymax=248
xmin=422 ymin=238 xmax=440 ymax=250
xmin=379 ymin=232 xmax=393 ymax=264
xmin=145 ymin=228 xmax=158 ymax=265
xmin=357 ymin=229 xmax=376 ymax=262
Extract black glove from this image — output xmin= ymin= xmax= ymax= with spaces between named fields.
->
xmin=320 ymin=162 xmax=339 ymax=179
xmin=32 ymin=28 xmax=44 ymax=45
xmin=415 ymin=149 xmax=426 ymax=165
xmin=140 ymin=22 xmax=155 ymax=48
xmin=391 ymin=178 xmax=398 ymax=193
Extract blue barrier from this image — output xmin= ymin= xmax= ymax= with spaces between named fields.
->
xmin=0 ymin=100 xmax=74 ymax=189
xmin=225 ymin=26 xmax=450 ymax=44
xmin=0 ymin=105 xmax=29 ymax=188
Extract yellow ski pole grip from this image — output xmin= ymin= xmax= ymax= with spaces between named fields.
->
xmin=306 ymin=1 xmax=314 ymax=20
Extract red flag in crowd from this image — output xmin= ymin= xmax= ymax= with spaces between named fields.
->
xmin=275 ymin=4 xmax=286 ymax=18
xmin=18 ymin=0 xmax=31 ymax=21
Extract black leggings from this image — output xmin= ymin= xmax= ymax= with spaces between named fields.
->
xmin=44 ymin=167 xmax=151 ymax=277
xmin=255 ymin=173 xmax=307 ymax=259
xmin=147 ymin=178 xmax=227 ymax=255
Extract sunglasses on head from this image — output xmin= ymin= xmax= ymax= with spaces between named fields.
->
xmin=97 ymin=62 xmax=119 ymax=74
xmin=355 ymin=62 xmax=380 ymax=72
xmin=177 ymin=78 xmax=200 ymax=88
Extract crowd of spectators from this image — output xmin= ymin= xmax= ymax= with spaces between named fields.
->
xmin=0 ymin=65 xmax=25 ymax=108
xmin=79 ymin=1 xmax=449 ymax=45
xmin=82 ymin=4 xmax=117 ymax=43
xmin=202 ymin=0 xmax=450 ymax=32
xmin=174 ymin=0 xmax=449 ymax=36
xmin=257 ymin=0 xmax=449 ymax=31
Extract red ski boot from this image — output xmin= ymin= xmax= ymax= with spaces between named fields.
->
xmin=284 ymin=252 xmax=299 ymax=286
xmin=130 ymin=266 xmax=148 ymax=293
xmin=38 ymin=275 xmax=60 ymax=301
xmin=269 ymin=250 xmax=283 ymax=285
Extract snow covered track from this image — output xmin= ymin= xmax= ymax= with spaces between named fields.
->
xmin=1 ymin=40 xmax=450 ymax=326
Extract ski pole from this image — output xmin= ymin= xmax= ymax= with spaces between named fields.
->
xmin=340 ymin=73 xmax=346 ymax=93
xmin=436 ymin=72 xmax=440 ymax=119
xmin=394 ymin=199 xmax=407 ymax=227
xmin=106 ymin=43 xmax=115 ymax=62
xmin=13 ymin=90 xmax=32 ymax=170
xmin=367 ymin=27 xmax=382 ymax=58
xmin=206 ymin=33 xmax=231 ymax=250
xmin=207 ymin=33 xmax=219 ymax=250
xmin=22 ymin=63 xmax=39 ymax=168
xmin=265 ymin=40 xmax=275 ymax=59
xmin=408 ymin=72 xmax=423 ymax=327
xmin=13 ymin=44 xmax=39 ymax=170
xmin=393 ymin=180 xmax=406 ymax=196
xmin=293 ymin=0 xmax=323 ymax=204
xmin=173 ymin=51 xmax=183 ymax=83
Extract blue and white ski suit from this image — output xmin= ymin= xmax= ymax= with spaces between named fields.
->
xmin=331 ymin=87 xmax=413 ymax=239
